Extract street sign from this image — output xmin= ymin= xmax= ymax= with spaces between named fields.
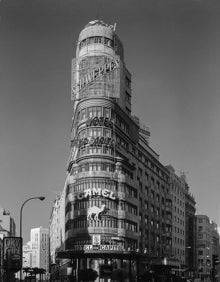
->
xmin=3 ymin=237 xmax=22 ymax=272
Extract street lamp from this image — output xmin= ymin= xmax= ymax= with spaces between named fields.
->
xmin=20 ymin=196 xmax=45 ymax=281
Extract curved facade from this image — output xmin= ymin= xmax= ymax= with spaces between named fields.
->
xmin=57 ymin=20 xmax=173 ymax=281
xmin=65 ymin=20 xmax=139 ymax=279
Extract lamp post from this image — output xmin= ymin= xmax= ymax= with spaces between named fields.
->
xmin=19 ymin=196 xmax=45 ymax=281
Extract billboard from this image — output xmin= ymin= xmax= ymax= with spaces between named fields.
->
xmin=3 ymin=237 xmax=22 ymax=272
xmin=71 ymin=55 xmax=121 ymax=100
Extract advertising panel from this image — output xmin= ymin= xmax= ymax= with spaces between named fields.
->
xmin=71 ymin=55 xmax=121 ymax=100
xmin=3 ymin=237 xmax=22 ymax=272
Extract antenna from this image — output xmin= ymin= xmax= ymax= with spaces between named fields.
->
xmin=95 ymin=0 xmax=103 ymax=20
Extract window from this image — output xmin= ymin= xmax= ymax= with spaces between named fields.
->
xmin=125 ymin=77 xmax=131 ymax=88
xmin=126 ymin=91 xmax=131 ymax=103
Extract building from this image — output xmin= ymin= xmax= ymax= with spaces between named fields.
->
xmin=185 ymin=182 xmax=197 ymax=278
xmin=31 ymin=227 xmax=49 ymax=274
xmin=0 ymin=207 xmax=16 ymax=237
xmin=54 ymin=20 xmax=176 ymax=281
xmin=49 ymin=188 xmax=66 ymax=265
xmin=196 ymin=215 xmax=212 ymax=279
xmin=0 ymin=237 xmax=3 ymax=282
xmin=166 ymin=166 xmax=187 ymax=271
xmin=210 ymin=221 xmax=220 ymax=279
xmin=23 ymin=241 xmax=32 ymax=268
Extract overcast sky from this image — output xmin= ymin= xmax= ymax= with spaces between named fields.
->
xmin=0 ymin=0 xmax=220 ymax=243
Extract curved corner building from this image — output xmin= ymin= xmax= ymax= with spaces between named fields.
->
xmin=58 ymin=20 xmax=172 ymax=281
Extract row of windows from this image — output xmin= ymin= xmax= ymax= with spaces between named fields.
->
xmin=173 ymin=196 xmax=185 ymax=207
xmin=173 ymin=226 xmax=185 ymax=236
xmin=119 ymin=183 xmax=137 ymax=198
xmin=66 ymin=218 xmax=137 ymax=231
xmin=145 ymin=176 xmax=168 ymax=194
xmin=120 ymin=201 xmax=137 ymax=215
xmin=77 ymin=107 xmax=111 ymax=122
xmin=79 ymin=36 xmax=114 ymax=49
xmin=136 ymin=153 xmax=169 ymax=183
xmin=172 ymin=248 xmax=185 ymax=256
xmin=172 ymin=184 xmax=185 ymax=199
xmin=67 ymin=179 xmax=116 ymax=194
xmin=66 ymin=199 xmax=137 ymax=216
xmin=174 ymin=206 xmax=185 ymax=217
xmin=72 ymin=162 xmax=115 ymax=174
xmin=174 ymin=216 xmax=185 ymax=226
xmin=77 ymin=145 xmax=114 ymax=157
xmin=116 ymin=135 xmax=129 ymax=150
xmin=173 ymin=237 xmax=185 ymax=246
xmin=78 ymin=127 xmax=112 ymax=139
xmin=198 ymin=234 xmax=210 ymax=239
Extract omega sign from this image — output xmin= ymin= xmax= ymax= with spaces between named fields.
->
xmin=75 ymin=188 xmax=116 ymax=200
xmin=78 ymin=58 xmax=120 ymax=91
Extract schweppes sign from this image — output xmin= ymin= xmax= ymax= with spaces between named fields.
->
xmin=78 ymin=58 xmax=120 ymax=91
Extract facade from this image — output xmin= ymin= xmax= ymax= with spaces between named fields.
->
xmin=31 ymin=227 xmax=49 ymax=274
xmin=56 ymin=20 xmax=174 ymax=281
xmin=167 ymin=166 xmax=186 ymax=269
xmin=185 ymin=183 xmax=197 ymax=277
xmin=196 ymin=215 xmax=212 ymax=278
xmin=23 ymin=241 xmax=32 ymax=268
xmin=49 ymin=188 xmax=66 ymax=265
xmin=0 ymin=237 xmax=3 ymax=282
xmin=0 ymin=207 xmax=16 ymax=237
xmin=210 ymin=221 xmax=220 ymax=278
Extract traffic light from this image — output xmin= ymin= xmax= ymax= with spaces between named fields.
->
xmin=212 ymin=255 xmax=220 ymax=267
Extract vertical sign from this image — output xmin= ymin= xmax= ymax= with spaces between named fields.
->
xmin=92 ymin=235 xmax=101 ymax=246
xmin=3 ymin=237 xmax=22 ymax=272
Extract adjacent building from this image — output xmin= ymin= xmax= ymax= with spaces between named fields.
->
xmin=23 ymin=241 xmax=32 ymax=268
xmin=185 ymin=182 xmax=197 ymax=277
xmin=196 ymin=215 xmax=213 ymax=279
xmin=167 ymin=166 xmax=186 ymax=269
xmin=31 ymin=227 xmax=49 ymax=274
xmin=0 ymin=207 xmax=16 ymax=238
xmin=49 ymin=189 xmax=66 ymax=265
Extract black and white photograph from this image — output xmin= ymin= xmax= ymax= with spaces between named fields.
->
xmin=0 ymin=0 xmax=220 ymax=281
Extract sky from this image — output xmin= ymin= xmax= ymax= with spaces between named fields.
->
xmin=0 ymin=0 xmax=220 ymax=243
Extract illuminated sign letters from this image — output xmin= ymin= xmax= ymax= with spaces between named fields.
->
xmin=76 ymin=188 xmax=116 ymax=200
xmin=73 ymin=245 xmax=125 ymax=252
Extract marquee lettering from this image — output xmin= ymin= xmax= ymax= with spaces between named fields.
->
xmin=72 ymin=245 xmax=125 ymax=252
xmin=75 ymin=188 xmax=116 ymax=200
